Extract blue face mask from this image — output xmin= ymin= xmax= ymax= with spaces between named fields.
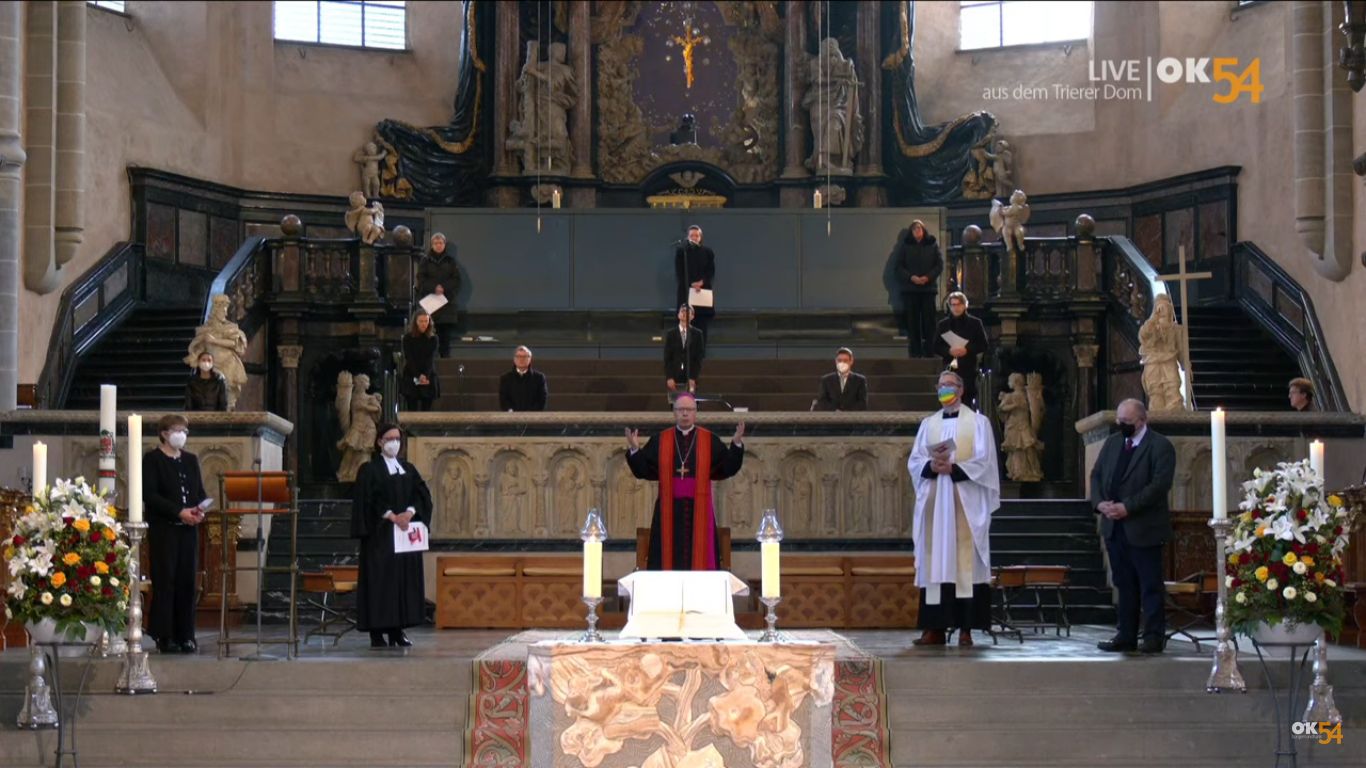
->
xmin=938 ymin=388 xmax=958 ymax=404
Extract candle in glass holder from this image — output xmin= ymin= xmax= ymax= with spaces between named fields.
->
xmin=813 ymin=189 xmax=823 ymax=209
xmin=128 ymin=415 xmax=143 ymax=523
xmin=32 ymin=441 xmax=47 ymax=496
xmin=761 ymin=541 xmax=780 ymax=598
xmin=583 ymin=540 xmax=602 ymax=599
xmin=1210 ymin=408 xmax=1226 ymax=519
xmin=1309 ymin=440 xmax=1324 ymax=479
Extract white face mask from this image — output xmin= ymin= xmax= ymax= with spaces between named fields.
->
xmin=167 ymin=431 xmax=188 ymax=450
xmin=381 ymin=440 xmax=401 ymax=459
xmin=199 ymin=361 xmax=213 ymax=372
xmin=836 ymin=362 xmax=851 ymax=375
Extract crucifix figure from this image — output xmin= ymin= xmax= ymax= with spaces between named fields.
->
xmin=670 ymin=22 xmax=709 ymax=89
xmin=1157 ymin=245 xmax=1213 ymax=410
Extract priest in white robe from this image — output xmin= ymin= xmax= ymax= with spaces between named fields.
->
xmin=907 ymin=370 xmax=1001 ymax=646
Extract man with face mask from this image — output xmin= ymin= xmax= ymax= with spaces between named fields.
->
xmin=1090 ymin=399 xmax=1175 ymax=654
xmin=142 ymin=414 xmax=209 ymax=653
xmin=626 ymin=393 xmax=746 ymax=570
xmin=350 ymin=424 xmax=433 ymax=649
xmin=814 ymin=347 xmax=869 ymax=411
xmin=907 ymin=371 xmax=1000 ymax=647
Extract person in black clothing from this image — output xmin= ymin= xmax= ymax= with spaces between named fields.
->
xmin=499 ymin=345 xmax=548 ymax=411
xmin=416 ymin=232 xmax=462 ymax=357
xmin=933 ymin=292 xmax=990 ymax=409
xmin=184 ymin=352 xmax=228 ymax=412
xmin=674 ymin=225 xmax=716 ymax=346
xmin=350 ymin=423 xmax=432 ymax=649
xmin=814 ymin=347 xmax=869 ymax=411
xmin=1288 ymin=377 xmax=1315 ymax=412
xmin=141 ymin=413 xmax=208 ymax=654
xmin=664 ymin=305 xmax=705 ymax=393
xmin=400 ymin=311 xmax=440 ymax=412
xmin=896 ymin=219 xmax=943 ymax=358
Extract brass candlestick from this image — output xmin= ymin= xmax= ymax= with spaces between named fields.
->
xmin=116 ymin=521 xmax=157 ymax=694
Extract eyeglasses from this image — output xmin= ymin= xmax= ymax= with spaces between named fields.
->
xmin=674 ymin=406 xmax=697 ymax=413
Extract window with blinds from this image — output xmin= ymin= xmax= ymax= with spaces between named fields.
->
xmin=273 ymin=1 xmax=407 ymax=51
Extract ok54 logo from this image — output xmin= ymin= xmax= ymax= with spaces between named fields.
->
xmin=1292 ymin=720 xmax=1343 ymax=745
xmin=1211 ymin=58 xmax=1263 ymax=104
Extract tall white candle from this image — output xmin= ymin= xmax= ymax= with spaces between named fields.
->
xmin=99 ymin=385 xmax=116 ymax=436
xmin=813 ymin=189 xmax=823 ymax=209
xmin=761 ymin=541 xmax=781 ymax=598
xmin=32 ymin=441 xmax=47 ymax=496
xmin=1210 ymin=408 xmax=1227 ymax=519
xmin=582 ymin=540 xmax=602 ymax=599
xmin=1309 ymin=440 xmax=1325 ymax=479
xmin=551 ymin=189 xmax=562 ymax=209
xmin=128 ymin=414 xmax=143 ymax=523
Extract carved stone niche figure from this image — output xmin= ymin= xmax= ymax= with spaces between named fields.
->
xmin=991 ymin=139 xmax=1015 ymax=198
xmin=344 ymin=191 xmax=386 ymax=245
xmin=508 ymin=41 xmax=578 ymax=176
xmin=990 ymin=189 xmax=1030 ymax=260
xmin=1139 ymin=294 xmax=1186 ymax=411
xmin=352 ymin=141 xmax=387 ymax=200
xmin=335 ymin=372 xmax=382 ymax=482
xmin=963 ymin=134 xmax=997 ymax=200
xmin=802 ymin=38 xmax=864 ymax=175
xmin=998 ymin=372 xmax=1045 ymax=482
xmin=185 ymin=294 xmax=248 ymax=410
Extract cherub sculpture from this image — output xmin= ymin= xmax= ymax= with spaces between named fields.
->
xmin=352 ymin=141 xmax=387 ymax=200
xmin=344 ymin=191 xmax=386 ymax=245
xmin=990 ymin=189 xmax=1030 ymax=261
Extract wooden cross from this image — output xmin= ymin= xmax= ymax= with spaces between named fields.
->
xmin=1157 ymin=245 xmax=1213 ymax=410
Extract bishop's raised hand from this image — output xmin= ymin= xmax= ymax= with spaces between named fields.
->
xmin=625 ymin=428 xmax=641 ymax=452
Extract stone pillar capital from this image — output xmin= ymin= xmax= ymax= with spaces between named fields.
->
xmin=277 ymin=344 xmax=304 ymax=369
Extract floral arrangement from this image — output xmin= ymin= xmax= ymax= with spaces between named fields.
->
xmin=4 ymin=478 xmax=132 ymax=640
xmin=1225 ymin=460 xmax=1358 ymax=636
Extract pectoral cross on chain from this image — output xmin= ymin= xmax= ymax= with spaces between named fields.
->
xmin=678 ymin=465 xmax=690 ymax=477
xmin=1157 ymin=245 xmax=1213 ymax=411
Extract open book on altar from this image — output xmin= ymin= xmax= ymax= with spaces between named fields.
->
xmin=617 ymin=571 xmax=749 ymax=640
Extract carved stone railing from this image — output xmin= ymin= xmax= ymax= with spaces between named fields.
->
xmin=35 ymin=241 xmax=144 ymax=409
xmin=1231 ymin=242 xmax=1348 ymax=412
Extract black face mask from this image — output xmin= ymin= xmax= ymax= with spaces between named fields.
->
xmin=1118 ymin=422 xmax=1137 ymax=438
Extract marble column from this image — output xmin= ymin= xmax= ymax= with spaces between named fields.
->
xmin=0 ymin=1 xmax=26 ymax=412
xmin=780 ymin=0 xmax=809 ymax=182
xmin=492 ymin=0 xmax=519 ymax=179
xmin=277 ymin=344 xmax=303 ymax=475
xmin=568 ymin=0 xmax=592 ymax=181
xmin=54 ymin=0 xmax=84 ymax=268
xmin=24 ymin=1 xmax=59 ymax=293
xmin=854 ymin=0 xmax=885 ymax=206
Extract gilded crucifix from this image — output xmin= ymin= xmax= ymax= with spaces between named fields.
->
xmin=669 ymin=22 xmax=710 ymax=89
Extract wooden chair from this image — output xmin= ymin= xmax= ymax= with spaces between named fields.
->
xmin=1164 ymin=571 xmax=1219 ymax=651
xmin=633 ymin=527 xmax=732 ymax=571
xmin=300 ymin=564 xmax=359 ymax=645
xmin=217 ymin=471 xmax=298 ymax=658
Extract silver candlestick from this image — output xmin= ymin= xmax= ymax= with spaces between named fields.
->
xmin=1303 ymin=637 xmax=1341 ymax=723
xmin=116 ymin=521 xmax=157 ymax=694
xmin=759 ymin=596 xmax=782 ymax=642
xmin=580 ymin=597 xmax=604 ymax=643
xmin=16 ymin=645 xmax=58 ymax=728
xmin=1206 ymin=517 xmax=1246 ymax=693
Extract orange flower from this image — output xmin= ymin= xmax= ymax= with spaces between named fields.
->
xmin=94 ymin=561 xmax=110 ymax=574
xmin=102 ymin=527 xmax=116 ymax=542
xmin=62 ymin=552 xmax=81 ymax=566
xmin=72 ymin=519 xmax=90 ymax=533
xmin=1314 ymin=572 xmax=1326 ymax=583
xmin=51 ymin=572 xmax=67 ymax=588
xmin=1301 ymin=556 xmax=1315 ymax=568
xmin=1228 ymin=553 xmax=1240 ymax=566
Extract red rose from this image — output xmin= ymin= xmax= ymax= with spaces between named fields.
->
xmin=11 ymin=535 xmax=24 ymax=546
xmin=1297 ymin=510 xmax=1308 ymax=522
xmin=1272 ymin=563 xmax=1289 ymax=580
xmin=102 ymin=586 xmax=113 ymax=597
xmin=76 ymin=565 xmax=92 ymax=580
xmin=63 ymin=517 xmax=74 ymax=527
xmin=1231 ymin=578 xmax=1242 ymax=588
xmin=89 ymin=532 xmax=101 ymax=543
xmin=37 ymin=578 xmax=47 ymax=589
xmin=1307 ymin=543 xmax=1320 ymax=555
xmin=104 ymin=552 xmax=117 ymax=565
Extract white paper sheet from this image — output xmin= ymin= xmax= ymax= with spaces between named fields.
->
xmin=419 ymin=293 xmax=449 ymax=315
xmin=940 ymin=330 xmax=969 ymax=349
xmin=688 ymin=287 xmax=714 ymax=308
xmin=393 ymin=521 xmax=430 ymax=553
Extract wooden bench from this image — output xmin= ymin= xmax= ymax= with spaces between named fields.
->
xmin=780 ymin=556 xmax=919 ymax=628
xmin=435 ymin=555 xmax=585 ymax=629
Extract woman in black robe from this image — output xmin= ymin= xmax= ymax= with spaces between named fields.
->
xmin=350 ymin=423 xmax=432 ymax=648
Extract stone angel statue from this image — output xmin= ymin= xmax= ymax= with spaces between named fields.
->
xmin=998 ymin=372 xmax=1045 ymax=482
xmin=352 ymin=141 xmax=387 ymax=200
xmin=1139 ymin=294 xmax=1186 ymax=411
xmin=990 ymin=189 xmax=1030 ymax=261
xmin=184 ymin=294 xmax=248 ymax=410
xmin=344 ymin=191 xmax=386 ymax=245
xmin=335 ymin=372 xmax=382 ymax=482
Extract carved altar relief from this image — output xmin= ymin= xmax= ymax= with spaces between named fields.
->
xmin=780 ymin=451 xmax=821 ymax=537
xmin=548 ymin=450 xmax=592 ymax=537
xmin=841 ymin=452 xmax=879 ymax=535
xmin=608 ymin=451 xmax=651 ymax=539
xmin=718 ymin=452 xmax=763 ymax=533
xmin=433 ymin=450 xmax=476 ymax=538
xmin=491 ymin=451 xmax=534 ymax=536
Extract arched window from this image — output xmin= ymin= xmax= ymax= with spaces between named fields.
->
xmin=960 ymin=1 xmax=1093 ymax=51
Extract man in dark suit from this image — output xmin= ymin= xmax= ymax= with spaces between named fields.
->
xmin=1089 ymin=399 xmax=1176 ymax=654
xmin=498 ymin=345 xmax=548 ymax=411
xmin=814 ymin=347 xmax=869 ymax=411
xmin=664 ymin=304 xmax=705 ymax=393
xmin=933 ymin=292 xmax=990 ymax=409
xmin=674 ymin=225 xmax=716 ymax=345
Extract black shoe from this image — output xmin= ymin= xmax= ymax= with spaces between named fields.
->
xmin=1138 ymin=636 xmax=1165 ymax=654
xmin=177 ymin=639 xmax=198 ymax=654
xmin=1097 ymin=637 xmax=1137 ymax=652
xmin=370 ymin=631 xmax=388 ymax=649
xmin=388 ymin=630 xmax=412 ymax=648
xmin=155 ymin=638 xmax=176 ymax=654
